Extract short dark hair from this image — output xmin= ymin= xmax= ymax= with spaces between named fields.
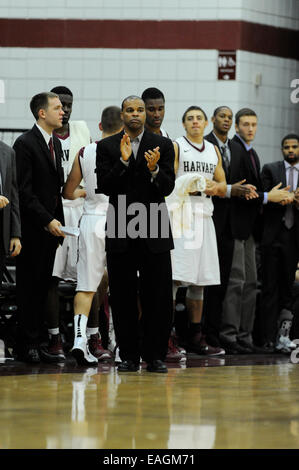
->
xmin=121 ymin=95 xmax=143 ymax=110
xmin=51 ymin=86 xmax=73 ymax=97
xmin=235 ymin=108 xmax=257 ymax=125
xmin=213 ymin=106 xmax=233 ymax=117
xmin=141 ymin=87 xmax=165 ymax=103
xmin=30 ymin=92 xmax=58 ymax=120
xmin=101 ymin=106 xmax=122 ymax=133
xmin=281 ymin=133 xmax=299 ymax=147
xmin=182 ymin=106 xmax=207 ymax=123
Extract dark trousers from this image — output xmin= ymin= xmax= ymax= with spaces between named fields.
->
xmin=203 ymin=223 xmax=234 ymax=343
xmin=0 ymin=214 xmax=5 ymax=286
xmin=16 ymin=229 xmax=58 ymax=349
xmin=260 ymin=224 xmax=299 ymax=344
xmin=107 ymin=239 xmax=173 ymax=363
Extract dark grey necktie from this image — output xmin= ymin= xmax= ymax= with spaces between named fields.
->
xmin=221 ymin=145 xmax=230 ymax=172
xmin=284 ymin=166 xmax=296 ymax=229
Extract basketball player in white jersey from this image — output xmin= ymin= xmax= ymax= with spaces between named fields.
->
xmin=171 ymin=106 xmax=227 ymax=356
xmin=41 ymin=86 xmax=91 ymax=363
xmin=63 ymin=106 xmax=123 ymax=365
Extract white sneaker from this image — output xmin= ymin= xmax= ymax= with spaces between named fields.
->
xmin=71 ymin=337 xmax=98 ymax=366
xmin=283 ymin=336 xmax=297 ymax=350
xmin=276 ymin=336 xmax=292 ymax=353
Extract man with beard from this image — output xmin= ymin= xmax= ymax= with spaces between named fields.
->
xmin=96 ymin=95 xmax=175 ymax=373
xmin=260 ymin=134 xmax=299 ymax=352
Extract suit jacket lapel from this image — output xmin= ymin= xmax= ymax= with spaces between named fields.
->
xmin=279 ymin=161 xmax=287 ymax=187
xmin=33 ymin=125 xmax=57 ymax=172
xmin=0 ymin=144 xmax=7 ymax=193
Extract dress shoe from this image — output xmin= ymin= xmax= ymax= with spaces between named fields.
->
xmin=117 ymin=360 xmax=140 ymax=372
xmin=222 ymin=341 xmax=252 ymax=355
xmin=262 ymin=342 xmax=275 ymax=353
xmin=18 ymin=348 xmax=40 ymax=363
xmin=146 ymin=360 xmax=168 ymax=373
xmin=238 ymin=340 xmax=269 ymax=354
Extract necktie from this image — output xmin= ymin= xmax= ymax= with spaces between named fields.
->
xmin=221 ymin=145 xmax=230 ymax=172
xmin=48 ymin=137 xmax=55 ymax=165
xmin=284 ymin=166 xmax=295 ymax=229
xmin=249 ymin=149 xmax=257 ymax=177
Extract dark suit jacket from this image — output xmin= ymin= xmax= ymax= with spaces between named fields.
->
xmin=230 ymin=134 xmax=264 ymax=241
xmin=13 ymin=124 xmax=64 ymax=238
xmin=205 ymin=131 xmax=244 ymax=239
xmin=0 ymin=141 xmax=21 ymax=254
xmin=261 ymin=160 xmax=299 ymax=246
xmin=96 ymin=129 xmax=175 ymax=254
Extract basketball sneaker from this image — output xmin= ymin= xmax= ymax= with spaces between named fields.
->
xmin=72 ymin=337 xmax=98 ymax=366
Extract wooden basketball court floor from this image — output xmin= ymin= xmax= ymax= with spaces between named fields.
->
xmin=1 ymin=354 xmax=299 ymax=450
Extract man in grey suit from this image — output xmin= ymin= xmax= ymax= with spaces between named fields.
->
xmin=0 ymin=140 xmax=21 ymax=281
xmin=0 ymin=140 xmax=21 ymax=357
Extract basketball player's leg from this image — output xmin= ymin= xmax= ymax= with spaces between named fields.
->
xmin=186 ymin=286 xmax=225 ymax=356
xmin=71 ymin=218 xmax=106 ymax=365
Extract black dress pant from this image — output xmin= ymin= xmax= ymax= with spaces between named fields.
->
xmin=260 ymin=224 xmax=299 ymax=344
xmin=16 ymin=229 xmax=58 ymax=350
xmin=107 ymin=238 xmax=173 ymax=363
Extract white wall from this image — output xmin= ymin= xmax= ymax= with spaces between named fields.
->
xmin=0 ymin=0 xmax=298 ymax=164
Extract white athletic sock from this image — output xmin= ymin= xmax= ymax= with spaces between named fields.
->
xmin=86 ymin=327 xmax=99 ymax=338
xmin=74 ymin=314 xmax=88 ymax=339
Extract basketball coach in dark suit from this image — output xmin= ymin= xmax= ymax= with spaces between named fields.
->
xmin=0 ymin=141 xmax=21 ymax=280
xmin=260 ymin=134 xmax=299 ymax=349
xmin=13 ymin=92 xmax=65 ymax=363
xmin=96 ymin=95 xmax=175 ymax=373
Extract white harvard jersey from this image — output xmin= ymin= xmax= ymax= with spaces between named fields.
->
xmin=79 ymin=142 xmax=108 ymax=215
xmin=175 ymin=136 xmax=218 ymax=216
xmin=57 ymin=134 xmax=71 ymax=183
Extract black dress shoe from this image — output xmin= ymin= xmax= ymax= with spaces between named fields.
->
xmin=238 ymin=340 xmax=271 ymax=354
xmin=18 ymin=348 xmax=40 ymax=363
xmin=146 ymin=360 xmax=168 ymax=373
xmin=117 ymin=360 xmax=139 ymax=372
xmin=262 ymin=342 xmax=275 ymax=353
xmin=222 ymin=341 xmax=252 ymax=355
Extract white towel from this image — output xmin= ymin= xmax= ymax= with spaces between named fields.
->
xmin=166 ymin=173 xmax=206 ymax=237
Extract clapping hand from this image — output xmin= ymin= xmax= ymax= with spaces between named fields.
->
xmin=145 ymin=146 xmax=160 ymax=171
xmin=120 ymin=133 xmax=132 ymax=162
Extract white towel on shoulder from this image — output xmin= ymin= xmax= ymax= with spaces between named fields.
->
xmin=166 ymin=173 xmax=206 ymax=237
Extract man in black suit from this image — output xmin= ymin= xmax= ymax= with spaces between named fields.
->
xmin=260 ymin=134 xmax=299 ymax=352
xmin=13 ymin=92 xmax=65 ymax=362
xmin=0 ymin=141 xmax=22 ymax=281
xmin=203 ymin=106 xmax=256 ymax=351
xmin=215 ymin=108 xmax=291 ymax=354
xmin=96 ymin=95 xmax=175 ymax=373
